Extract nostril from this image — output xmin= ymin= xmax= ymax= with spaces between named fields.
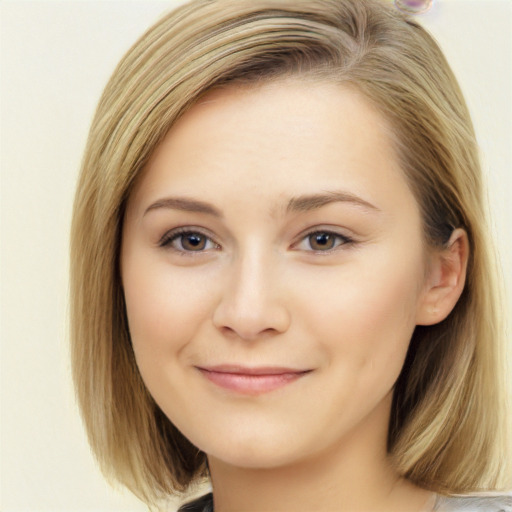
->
xmin=213 ymin=302 xmax=291 ymax=341
xmin=215 ymin=323 xmax=282 ymax=342
xmin=218 ymin=325 xmax=236 ymax=338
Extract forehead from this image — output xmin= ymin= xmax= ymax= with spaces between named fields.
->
xmin=164 ymin=79 xmax=395 ymax=170
xmin=127 ymin=79 xmax=417 ymax=223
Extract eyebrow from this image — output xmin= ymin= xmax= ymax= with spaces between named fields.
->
xmin=286 ymin=191 xmax=381 ymax=214
xmin=144 ymin=197 xmax=223 ymax=217
xmin=143 ymin=190 xmax=380 ymax=218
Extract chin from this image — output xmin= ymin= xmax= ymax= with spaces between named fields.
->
xmin=208 ymin=445 xmax=301 ymax=470
xmin=199 ymin=428 xmax=316 ymax=470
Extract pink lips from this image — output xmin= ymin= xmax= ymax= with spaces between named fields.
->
xmin=197 ymin=365 xmax=310 ymax=395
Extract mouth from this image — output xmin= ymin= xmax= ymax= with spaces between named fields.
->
xmin=195 ymin=365 xmax=312 ymax=395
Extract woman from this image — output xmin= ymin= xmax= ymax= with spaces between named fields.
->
xmin=70 ymin=0 xmax=511 ymax=510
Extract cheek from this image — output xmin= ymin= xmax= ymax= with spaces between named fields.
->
xmin=306 ymin=252 xmax=420 ymax=328
xmin=121 ymin=250 xmax=218 ymax=362
xmin=302 ymin=249 xmax=423 ymax=378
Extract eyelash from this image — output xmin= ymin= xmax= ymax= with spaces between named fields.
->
xmin=159 ymin=227 xmax=220 ymax=255
xmin=158 ymin=227 xmax=354 ymax=255
xmin=293 ymin=229 xmax=354 ymax=253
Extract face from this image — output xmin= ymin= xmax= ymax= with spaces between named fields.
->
xmin=121 ymin=80 xmax=432 ymax=469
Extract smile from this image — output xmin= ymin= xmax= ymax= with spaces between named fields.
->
xmin=196 ymin=365 xmax=311 ymax=395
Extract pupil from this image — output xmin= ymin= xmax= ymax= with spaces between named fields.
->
xmin=184 ymin=234 xmax=205 ymax=250
xmin=311 ymin=233 xmax=333 ymax=250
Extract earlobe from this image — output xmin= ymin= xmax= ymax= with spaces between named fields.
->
xmin=416 ymin=228 xmax=469 ymax=326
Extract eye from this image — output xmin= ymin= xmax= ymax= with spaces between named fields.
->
xmin=295 ymin=230 xmax=353 ymax=252
xmin=160 ymin=228 xmax=219 ymax=253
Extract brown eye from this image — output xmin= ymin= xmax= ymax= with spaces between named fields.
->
xmin=160 ymin=229 xmax=218 ymax=252
xmin=180 ymin=233 xmax=208 ymax=251
xmin=308 ymin=232 xmax=337 ymax=251
xmin=295 ymin=230 xmax=353 ymax=253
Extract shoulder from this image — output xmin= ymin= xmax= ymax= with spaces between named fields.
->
xmin=178 ymin=493 xmax=214 ymax=512
xmin=177 ymin=493 xmax=512 ymax=512
xmin=435 ymin=494 xmax=512 ymax=512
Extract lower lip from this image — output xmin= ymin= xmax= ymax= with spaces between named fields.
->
xmin=198 ymin=369 xmax=307 ymax=395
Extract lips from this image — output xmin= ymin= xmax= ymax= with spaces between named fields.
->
xmin=196 ymin=365 xmax=311 ymax=395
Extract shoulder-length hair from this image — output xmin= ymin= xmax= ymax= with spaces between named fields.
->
xmin=70 ymin=0 xmax=511 ymax=505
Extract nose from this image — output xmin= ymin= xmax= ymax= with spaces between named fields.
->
xmin=212 ymin=248 xmax=291 ymax=341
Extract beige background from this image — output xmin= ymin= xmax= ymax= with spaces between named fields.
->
xmin=1 ymin=1 xmax=511 ymax=511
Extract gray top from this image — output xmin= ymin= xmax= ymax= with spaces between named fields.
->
xmin=434 ymin=495 xmax=512 ymax=511
xmin=179 ymin=492 xmax=512 ymax=511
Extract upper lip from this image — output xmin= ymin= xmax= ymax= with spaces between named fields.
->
xmin=196 ymin=365 xmax=311 ymax=375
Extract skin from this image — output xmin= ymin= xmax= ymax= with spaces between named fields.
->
xmin=121 ymin=80 xmax=468 ymax=512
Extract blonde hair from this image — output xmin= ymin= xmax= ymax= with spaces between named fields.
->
xmin=70 ymin=0 xmax=511 ymax=505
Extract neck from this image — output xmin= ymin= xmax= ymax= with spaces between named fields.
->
xmin=207 ymin=394 xmax=434 ymax=512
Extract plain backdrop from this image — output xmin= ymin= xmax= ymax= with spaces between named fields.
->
xmin=1 ymin=1 xmax=511 ymax=511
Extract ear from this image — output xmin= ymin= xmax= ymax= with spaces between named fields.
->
xmin=416 ymin=228 xmax=469 ymax=326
